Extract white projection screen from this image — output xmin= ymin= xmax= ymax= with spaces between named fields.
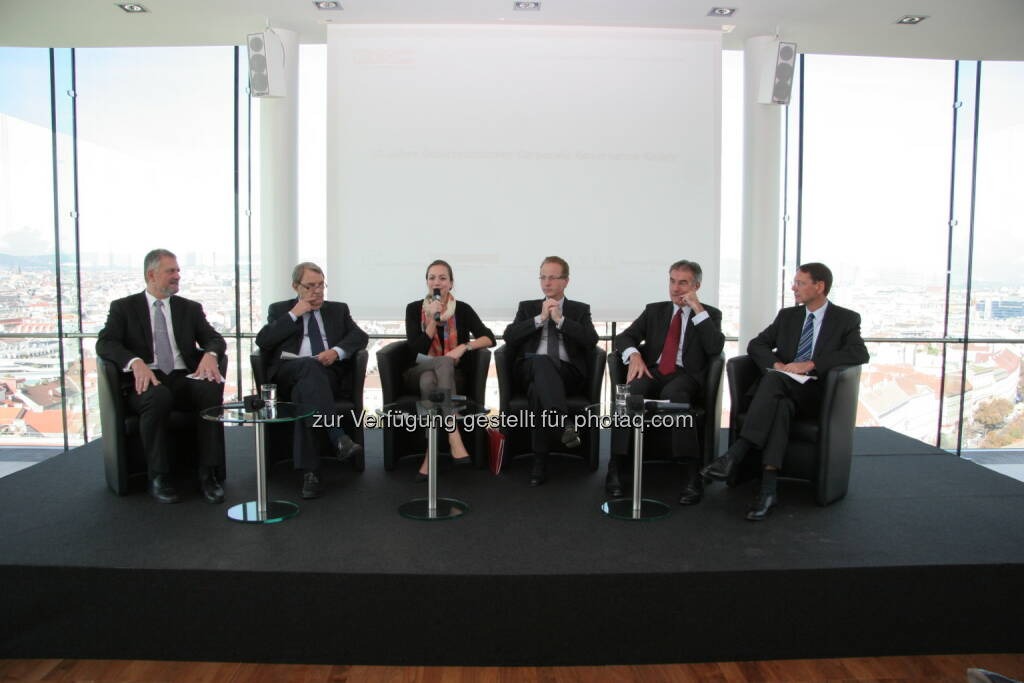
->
xmin=326 ymin=24 xmax=721 ymax=320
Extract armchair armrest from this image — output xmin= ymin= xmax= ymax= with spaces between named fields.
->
xmin=816 ymin=364 xmax=862 ymax=505
xmin=464 ymin=347 xmax=492 ymax=404
xmin=493 ymin=344 xmax=513 ymax=412
xmin=350 ymin=349 xmax=368 ymax=415
xmin=726 ymin=355 xmax=760 ymax=433
xmin=376 ymin=341 xmax=411 ymax=405
xmin=587 ymin=346 xmax=608 ymax=404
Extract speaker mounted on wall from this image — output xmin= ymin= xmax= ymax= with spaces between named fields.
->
xmin=757 ymin=40 xmax=797 ymax=105
xmin=247 ymin=30 xmax=286 ymax=97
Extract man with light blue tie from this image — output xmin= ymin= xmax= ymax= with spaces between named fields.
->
xmin=256 ymin=262 xmax=368 ymax=499
xmin=701 ymin=263 xmax=868 ymax=520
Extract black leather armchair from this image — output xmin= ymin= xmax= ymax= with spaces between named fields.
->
xmin=97 ymin=354 xmax=228 ymax=495
xmin=493 ymin=343 xmax=606 ymax=470
xmin=726 ymin=354 xmax=862 ymax=505
xmin=250 ymin=348 xmax=368 ymax=472
xmin=607 ymin=351 xmax=724 ymax=468
xmin=376 ymin=341 xmax=492 ymax=470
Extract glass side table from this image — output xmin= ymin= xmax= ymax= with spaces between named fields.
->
xmin=597 ymin=399 xmax=694 ymax=521
xmin=378 ymin=396 xmax=488 ymax=521
xmin=202 ymin=401 xmax=315 ymax=524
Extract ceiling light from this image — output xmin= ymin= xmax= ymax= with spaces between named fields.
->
xmin=895 ymin=15 xmax=928 ymax=25
xmin=116 ymin=3 xmax=147 ymax=12
xmin=708 ymin=7 xmax=736 ymax=17
xmin=314 ymin=1 xmax=342 ymax=9
xmin=514 ymin=2 xmax=541 ymax=11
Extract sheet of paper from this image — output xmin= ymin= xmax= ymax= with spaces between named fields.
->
xmin=769 ymin=368 xmax=817 ymax=384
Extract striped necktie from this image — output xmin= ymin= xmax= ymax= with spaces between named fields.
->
xmin=794 ymin=312 xmax=815 ymax=362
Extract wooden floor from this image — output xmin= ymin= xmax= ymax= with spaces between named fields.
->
xmin=1 ymin=655 xmax=1022 ymax=682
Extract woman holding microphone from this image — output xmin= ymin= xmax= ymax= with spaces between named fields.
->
xmin=404 ymin=259 xmax=495 ymax=481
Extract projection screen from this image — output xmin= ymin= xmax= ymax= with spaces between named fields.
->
xmin=326 ymin=24 xmax=721 ymax=321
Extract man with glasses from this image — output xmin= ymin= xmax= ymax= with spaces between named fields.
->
xmin=608 ymin=260 xmax=725 ymax=505
xmin=502 ymin=256 xmax=599 ymax=486
xmin=701 ymin=262 xmax=868 ymax=520
xmin=256 ymin=262 xmax=368 ymax=499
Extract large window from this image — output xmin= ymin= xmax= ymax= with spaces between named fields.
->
xmin=1 ymin=46 xmax=1022 ymax=463
xmin=793 ymin=54 xmax=1024 ymax=456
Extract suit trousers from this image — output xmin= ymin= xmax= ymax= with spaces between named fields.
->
xmin=276 ymin=357 xmax=345 ymax=471
xmin=611 ymin=367 xmax=700 ymax=461
xmin=515 ymin=355 xmax=584 ymax=455
xmin=125 ymin=369 xmax=225 ymax=479
xmin=739 ymin=370 xmax=822 ymax=468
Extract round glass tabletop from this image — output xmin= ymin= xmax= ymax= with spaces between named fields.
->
xmin=379 ymin=397 xmax=489 ymax=418
xmin=201 ymin=401 xmax=316 ymax=424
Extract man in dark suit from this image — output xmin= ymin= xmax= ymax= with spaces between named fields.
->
xmin=255 ymin=262 xmax=368 ymax=499
xmin=96 ymin=248 xmax=227 ymax=504
xmin=502 ymin=256 xmax=599 ymax=486
xmin=702 ymin=262 xmax=869 ymax=520
xmin=609 ymin=260 xmax=725 ymax=504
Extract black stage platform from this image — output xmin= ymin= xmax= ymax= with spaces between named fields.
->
xmin=2 ymin=427 xmax=1023 ymax=665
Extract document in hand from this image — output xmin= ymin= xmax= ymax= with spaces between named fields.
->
xmin=768 ymin=368 xmax=818 ymax=384
xmin=280 ymin=351 xmax=300 ymax=360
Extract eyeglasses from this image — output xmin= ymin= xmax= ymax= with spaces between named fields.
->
xmin=538 ymin=275 xmax=566 ymax=282
xmin=298 ymin=282 xmax=327 ymax=292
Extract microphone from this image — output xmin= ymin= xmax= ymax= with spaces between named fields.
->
xmin=432 ymin=288 xmax=442 ymax=323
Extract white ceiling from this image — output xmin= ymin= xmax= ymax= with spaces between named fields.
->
xmin=1 ymin=0 xmax=1022 ymax=60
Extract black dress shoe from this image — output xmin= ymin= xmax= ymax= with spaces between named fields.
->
xmin=529 ymin=456 xmax=547 ymax=487
xmin=678 ymin=479 xmax=704 ymax=506
xmin=301 ymin=471 xmax=323 ymax=499
xmin=701 ymin=452 xmax=738 ymax=482
xmin=149 ymin=475 xmax=180 ymax=504
xmin=414 ymin=470 xmax=429 ymax=482
xmin=745 ymin=492 xmax=778 ymax=521
xmin=452 ymin=454 xmax=474 ymax=467
xmin=199 ymin=472 xmax=225 ymax=504
xmin=605 ymin=474 xmax=624 ymax=498
xmin=560 ymin=427 xmax=581 ymax=449
xmin=336 ymin=435 xmax=363 ymax=461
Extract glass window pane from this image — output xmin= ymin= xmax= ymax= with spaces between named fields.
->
xmin=799 ymin=55 xmax=954 ymax=338
xmin=74 ymin=47 xmax=237 ymax=335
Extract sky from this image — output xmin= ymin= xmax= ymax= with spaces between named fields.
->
xmin=1 ymin=45 xmax=1021 ymax=293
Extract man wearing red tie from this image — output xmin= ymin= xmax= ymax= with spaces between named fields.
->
xmin=609 ymin=260 xmax=725 ymax=504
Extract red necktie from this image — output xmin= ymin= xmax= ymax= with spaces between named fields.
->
xmin=658 ymin=309 xmax=682 ymax=376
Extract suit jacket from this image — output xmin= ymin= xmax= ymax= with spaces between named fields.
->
xmin=613 ymin=301 xmax=725 ymax=389
xmin=255 ymin=299 xmax=369 ymax=382
xmin=747 ymin=302 xmax=869 ymax=379
xmin=96 ymin=292 xmax=226 ymax=380
xmin=501 ymin=299 xmax=599 ymax=378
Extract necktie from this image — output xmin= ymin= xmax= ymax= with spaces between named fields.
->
xmin=307 ymin=312 xmax=325 ymax=355
xmin=152 ymin=299 xmax=174 ymax=374
xmin=794 ymin=312 xmax=815 ymax=362
xmin=658 ymin=308 xmax=683 ymax=376
xmin=546 ymin=318 xmax=559 ymax=362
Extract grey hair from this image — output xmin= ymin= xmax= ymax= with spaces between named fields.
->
xmin=669 ymin=259 xmax=703 ymax=284
xmin=292 ymin=261 xmax=324 ymax=285
xmin=143 ymin=249 xmax=176 ymax=279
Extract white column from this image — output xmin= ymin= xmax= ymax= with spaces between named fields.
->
xmin=739 ymin=35 xmax=784 ymax=351
xmin=258 ymin=28 xmax=300 ymax=314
